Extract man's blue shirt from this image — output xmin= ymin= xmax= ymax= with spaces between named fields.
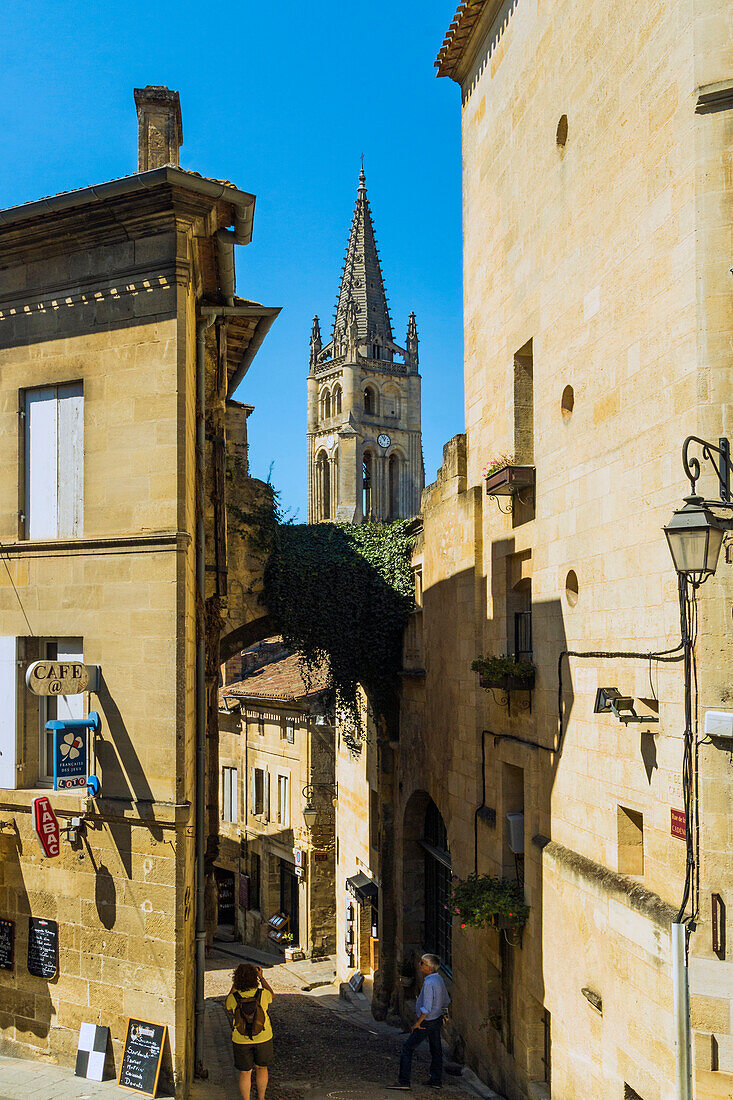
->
xmin=416 ymin=972 xmax=451 ymax=1020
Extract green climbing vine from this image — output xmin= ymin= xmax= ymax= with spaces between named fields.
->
xmin=262 ymin=520 xmax=415 ymax=724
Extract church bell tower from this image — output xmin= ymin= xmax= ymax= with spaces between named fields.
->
xmin=307 ymin=168 xmax=424 ymax=524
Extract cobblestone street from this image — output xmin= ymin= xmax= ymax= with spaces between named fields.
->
xmin=195 ymin=946 xmax=490 ymax=1100
xmin=0 ymin=945 xmax=497 ymax=1100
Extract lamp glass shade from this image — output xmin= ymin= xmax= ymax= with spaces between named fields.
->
xmin=664 ymin=497 xmax=725 ymax=579
xmin=302 ymin=803 xmax=318 ymax=829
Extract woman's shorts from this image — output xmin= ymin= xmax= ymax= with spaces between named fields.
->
xmin=233 ymin=1038 xmax=274 ymax=1071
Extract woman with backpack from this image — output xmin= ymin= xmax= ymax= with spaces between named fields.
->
xmin=225 ymin=962 xmax=275 ymax=1100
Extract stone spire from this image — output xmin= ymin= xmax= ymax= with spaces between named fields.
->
xmin=332 ymin=167 xmax=393 ymax=350
xmin=309 ymin=315 xmax=322 ymax=371
xmin=406 ymin=311 xmax=419 ymax=366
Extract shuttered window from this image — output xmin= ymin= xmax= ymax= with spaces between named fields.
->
xmin=25 ymin=382 xmax=84 ymax=539
xmin=251 ymin=767 xmax=270 ymax=819
xmin=277 ymin=774 xmax=289 ymax=827
xmin=222 ymin=767 xmax=237 ymax=823
xmin=0 ymin=638 xmax=18 ymax=790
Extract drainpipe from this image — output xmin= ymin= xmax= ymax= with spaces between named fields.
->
xmin=216 ymin=201 xmax=255 ymax=306
xmin=672 ymin=922 xmax=693 ymax=1100
xmin=194 ymin=312 xmax=217 ymax=1076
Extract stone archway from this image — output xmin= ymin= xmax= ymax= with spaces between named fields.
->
xmin=401 ymin=790 xmax=452 ymax=971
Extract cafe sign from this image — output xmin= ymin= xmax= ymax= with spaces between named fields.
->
xmin=26 ymin=661 xmax=90 ymax=696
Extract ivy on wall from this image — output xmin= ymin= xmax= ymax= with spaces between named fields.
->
xmin=262 ymin=520 xmax=415 ymax=724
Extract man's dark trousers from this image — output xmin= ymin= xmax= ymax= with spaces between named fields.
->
xmin=398 ymin=1017 xmax=443 ymax=1085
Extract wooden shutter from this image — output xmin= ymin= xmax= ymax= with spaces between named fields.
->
xmin=26 ymin=387 xmax=58 ymax=539
xmin=250 ymin=767 xmax=256 ymax=815
xmin=264 ymin=769 xmax=270 ymax=822
xmin=57 ymin=383 xmax=83 ymax=537
xmin=0 ymin=638 xmax=18 ymax=789
xmin=226 ymin=768 xmax=237 ymax=824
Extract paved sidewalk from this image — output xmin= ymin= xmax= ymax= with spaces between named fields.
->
xmin=0 ymin=942 xmax=503 ymax=1100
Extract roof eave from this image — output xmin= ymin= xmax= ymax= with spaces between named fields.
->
xmin=0 ymin=166 xmax=256 ymax=231
xmin=435 ymin=0 xmax=492 ymax=83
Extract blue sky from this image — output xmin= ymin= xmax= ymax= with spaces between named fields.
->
xmin=1 ymin=1 xmax=464 ymax=519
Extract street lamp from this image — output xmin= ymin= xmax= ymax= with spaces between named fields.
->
xmin=664 ymin=436 xmax=733 ymax=584
xmin=301 ymin=782 xmax=338 ymax=830
xmin=664 ymin=495 xmax=726 ymax=585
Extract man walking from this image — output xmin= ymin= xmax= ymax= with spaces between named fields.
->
xmin=388 ymin=953 xmax=451 ymax=1090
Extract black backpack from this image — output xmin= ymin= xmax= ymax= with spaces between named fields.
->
xmin=232 ymin=989 xmax=266 ymax=1039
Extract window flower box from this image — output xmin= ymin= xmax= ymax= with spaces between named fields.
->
xmin=484 ymin=463 xmax=535 ymax=497
xmin=471 ymin=655 xmax=535 ymax=692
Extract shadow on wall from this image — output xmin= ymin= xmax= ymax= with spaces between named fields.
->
xmin=0 ymin=824 xmax=55 ymax=1051
xmin=95 ymin=671 xmax=164 ymax=876
xmin=394 ymin=530 xmax=573 ymax=1094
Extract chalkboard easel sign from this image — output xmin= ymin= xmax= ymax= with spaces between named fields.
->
xmin=27 ymin=917 xmax=58 ymax=979
xmin=118 ymin=1018 xmax=168 ymax=1097
xmin=0 ymin=918 xmax=14 ymax=971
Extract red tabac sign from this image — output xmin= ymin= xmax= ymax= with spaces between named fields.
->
xmin=32 ymin=797 xmax=60 ymax=858
xmin=671 ymin=808 xmax=686 ymax=840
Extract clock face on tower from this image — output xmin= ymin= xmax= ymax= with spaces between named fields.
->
xmin=377 ymin=433 xmax=391 ymax=449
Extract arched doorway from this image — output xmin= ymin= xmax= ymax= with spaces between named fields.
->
xmin=402 ymin=791 xmax=452 ymax=971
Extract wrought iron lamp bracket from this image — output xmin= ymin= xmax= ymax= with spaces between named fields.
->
xmin=683 ymin=435 xmax=733 ymax=504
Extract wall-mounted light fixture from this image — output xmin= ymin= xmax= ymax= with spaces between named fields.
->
xmin=301 ymin=782 xmax=338 ymax=829
xmin=663 ymin=436 xmax=733 ymax=585
xmin=593 ymin=688 xmax=659 ymax=725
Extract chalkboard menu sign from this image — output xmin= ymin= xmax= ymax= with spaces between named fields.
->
xmin=0 ymin=919 xmax=14 ymax=970
xmin=27 ymin=917 xmax=58 ymax=979
xmin=118 ymin=1018 xmax=168 ymax=1096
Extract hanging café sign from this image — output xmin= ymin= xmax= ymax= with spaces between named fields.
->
xmin=25 ymin=661 xmax=93 ymax=696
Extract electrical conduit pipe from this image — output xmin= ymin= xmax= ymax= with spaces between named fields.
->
xmin=672 ymin=922 xmax=693 ymax=1100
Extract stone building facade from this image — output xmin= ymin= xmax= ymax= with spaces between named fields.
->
xmin=218 ymin=643 xmax=336 ymax=959
xmin=333 ymin=689 xmax=381 ymax=990
xmin=307 ymin=170 xmax=424 ymax=523
xmin=0 ymin=87 xmax=278 ymax=1093
xmin=385 ymin=3 xmax=733 ymax=1100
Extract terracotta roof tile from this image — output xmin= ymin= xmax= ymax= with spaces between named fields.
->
xmin=221 ymin=651 xmax=328 ymax=705
xmin=435 ymin=0 xmax=489 ymax=80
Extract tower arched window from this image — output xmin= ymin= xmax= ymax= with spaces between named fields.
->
xmin=423 ymin=799 xmax=451 ymax=969
xmin=388 ymin=454 xmax=400 ymax=519
xmin=324 ymin=391 xmax=331 ymax=420
xmin=363 ymin=452 xmax=373 ymax=519
xmin=316 ymin=450 xmax=330 ymax=521
xmin=364 ymin=386 xmax=376 ymax=415
xmin=333 ymin=385 xmax=342 ymax=415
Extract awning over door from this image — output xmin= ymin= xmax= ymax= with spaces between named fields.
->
xmin=346 ymin=872 xmax=378 ymax=905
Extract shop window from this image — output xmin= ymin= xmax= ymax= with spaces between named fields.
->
xmin=222 ymin=766 xmax=237 ymax=823
xmin=24 ymin=382 xmax=84 ymax=539
xmin=422 ymin=799 xmax=452 ymax=970
xmin=618 ymin=806 xmax=644 ymax=876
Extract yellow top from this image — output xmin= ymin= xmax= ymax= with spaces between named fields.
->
xmin=226 ymin=987 xmax=273 ymax=1045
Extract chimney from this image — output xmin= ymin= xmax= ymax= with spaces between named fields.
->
xmin=133 ymin=85 xmax=183 ymax=172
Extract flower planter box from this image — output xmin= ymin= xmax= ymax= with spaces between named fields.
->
xmin=284 ymin=946 xmax=304 ymax=961
xmin=479 ymin=670 xmax=535 ymax=692
xmin=484 ymin=464 xmax=535 ymax=497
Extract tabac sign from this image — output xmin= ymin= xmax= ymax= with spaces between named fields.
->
xmin=26 ymin=661 xmax=92 ymax=696
xmin=31 ymin=796 xmax=60 ymax=858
